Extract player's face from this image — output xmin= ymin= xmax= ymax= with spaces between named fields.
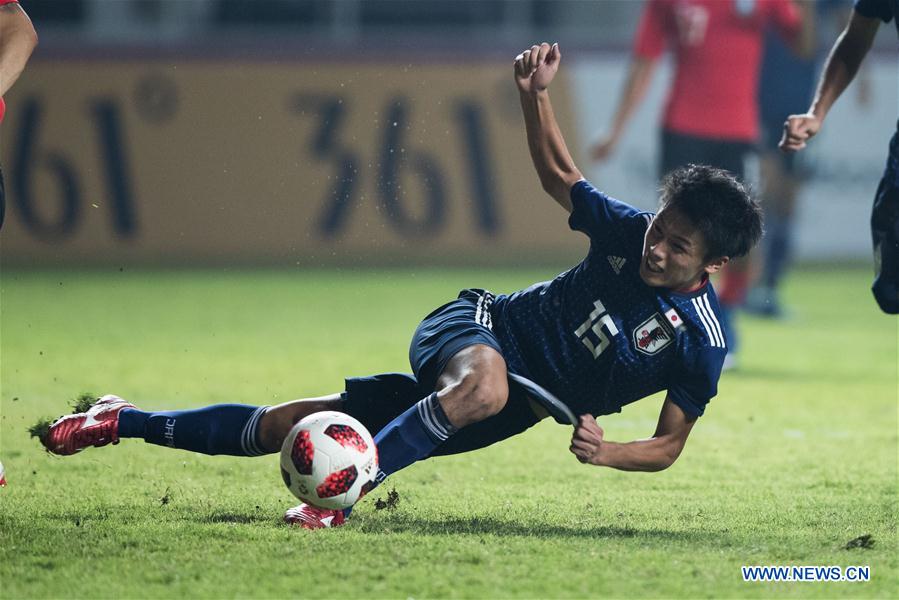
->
xmin=639 ymin=208 xmax=726 ymax=290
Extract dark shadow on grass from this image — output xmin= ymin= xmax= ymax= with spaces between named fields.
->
xmin=42 ymin=508 xmax=722 ymax=541
xmin=199 ymin=512 xmax=273 ymax=525
xmin=46 ymin=509 xmax=274 ymax=527
xmin=354 ymin=513 xmax=723 ymax=543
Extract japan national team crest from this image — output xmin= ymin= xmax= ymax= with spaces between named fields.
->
xmin=633 ymin=313 xmax=675 ymax=355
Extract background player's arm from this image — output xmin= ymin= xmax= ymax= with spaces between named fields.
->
xmin=780 ymin=9 xmax=880 ymax=152
xmin=569 ymin=395 xmax=695 ymax=472
xmin=0 ymin=1 xmax=37 ymax=97
xmin=590 ymin=0 xmax=664 ymax=163
xmin=589 ymin=56 xmax=657 ymax=162
xmin=515 ymin=43 xmax=583 ymax=213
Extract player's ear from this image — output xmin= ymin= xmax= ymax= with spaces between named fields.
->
xmin=703 ymin=256 xmax=728 ymax=275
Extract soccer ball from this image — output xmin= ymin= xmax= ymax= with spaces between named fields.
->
xmin=279 ymin=411 xmax=378 ymax=510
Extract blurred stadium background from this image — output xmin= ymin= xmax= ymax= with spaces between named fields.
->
xmin=2 ymin=0 xmax=896 ymax=266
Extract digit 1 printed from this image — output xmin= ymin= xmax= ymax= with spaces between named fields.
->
xmin=91 ymin=99 xmax=138 ymax=236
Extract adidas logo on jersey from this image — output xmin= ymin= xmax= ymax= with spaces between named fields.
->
xmin=607 ymin=255 xmax=626 ymax=274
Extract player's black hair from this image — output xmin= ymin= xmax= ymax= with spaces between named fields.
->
xmin=658 ymin=164 xmax=762 ymax=260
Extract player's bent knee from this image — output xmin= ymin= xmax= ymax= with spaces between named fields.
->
xmin=436 ymin=344 xmax=509 ymax=426
xmin=467 ymin=379 xmax=508 ymax=420
xmin=439 ymin=371 xmax=508 ymax=426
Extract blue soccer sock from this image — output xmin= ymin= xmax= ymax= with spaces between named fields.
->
xmin=117 ymin=404 xmax=269 ymax=456
xmin=372 ymin=392 xmax=457 ymax=480
xmin=340 ymin=393 xmax=456 ymax=519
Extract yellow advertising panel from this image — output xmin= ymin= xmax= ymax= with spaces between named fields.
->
xmin=0 ymin=58 xmax=586 ymax=265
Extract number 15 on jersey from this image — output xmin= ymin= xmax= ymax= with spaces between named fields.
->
xmin=574 ymin=299 xmax=619 ymax=359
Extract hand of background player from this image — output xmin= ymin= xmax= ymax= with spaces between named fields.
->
xmin=514 ymin=42 xmax=561 ymax=94
xmin=589 ymin=134 xmax=618 ymax=162
xmin=569 ymin=414 xmax=604 ymax=465
xmin=779 ymin=113 xmax=821 ymax=152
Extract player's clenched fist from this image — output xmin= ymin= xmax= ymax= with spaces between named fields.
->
xmin=779 ymin=113 xmax=821 ymax=153
xmin=570 ymin=414 xmax=604 ymax=464
xmin=514 ymin=42 xmax=561 ymax=93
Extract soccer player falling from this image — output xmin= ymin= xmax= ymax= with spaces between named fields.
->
xmin=36 ymin=43 xmax=762 ymax=529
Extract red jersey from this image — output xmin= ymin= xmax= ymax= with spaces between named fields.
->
xmin=635 ymin=0 xmax=801 ymax=142
xmin=0 ymin=0 xmax=22 ymax=124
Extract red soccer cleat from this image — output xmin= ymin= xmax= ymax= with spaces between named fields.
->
xmin=43 ymin=395 xmax=135 ymax=456
xmin=283 ymin=503 xmax=346 ymax=529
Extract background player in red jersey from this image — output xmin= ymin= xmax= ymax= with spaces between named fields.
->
xmin=0 ymin=0 xmax=38 ymax=230
xmin=590 ymin=0 xmax=811 ymax=368
xmin=781 ymin=0 xmax=899 ymax=314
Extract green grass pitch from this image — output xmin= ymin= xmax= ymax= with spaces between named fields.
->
xmin=1 ymin=266 xmax=896 ymax=598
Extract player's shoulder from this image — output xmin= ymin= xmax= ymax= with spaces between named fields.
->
xmin=571 ymin=179 xmax=649 ymax=221
xmin=667 ymin=286 xmax=727 ymax=352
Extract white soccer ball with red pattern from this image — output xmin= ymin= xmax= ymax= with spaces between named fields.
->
xmin=279 ymin=411 xmax=378 ymax=510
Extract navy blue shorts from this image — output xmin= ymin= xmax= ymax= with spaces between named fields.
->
xmin=408 ymin=288 xmax=503 ymax=389
xmin=341 ymin=289 xmax=545 ymax=456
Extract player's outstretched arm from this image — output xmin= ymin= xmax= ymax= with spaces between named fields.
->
xmin=0 ymin=1 xmax=37 ymax=97
xmin=780 ymin=9 xmax=879 ymax=153
xmin=515 ymin=42 xmax=582 ymax=213
xmin=569 ymin=395 xmax=695 ymax=472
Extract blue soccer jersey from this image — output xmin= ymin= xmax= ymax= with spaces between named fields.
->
xmin=489 ymin=180 xmax=727 ymax=419
xmin=855 ymin=0 xmax=899 ymax=35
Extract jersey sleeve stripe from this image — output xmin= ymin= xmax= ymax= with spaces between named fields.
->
xmin=699 ymin=294 xmax=726 ymax=348
xmin=690 ymin=297 xmax=713 ymax=345
xmin=702 ymin=296 xmax=725 ymax=348
xmin=691 ymin=295 xmax=723 ymax=348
